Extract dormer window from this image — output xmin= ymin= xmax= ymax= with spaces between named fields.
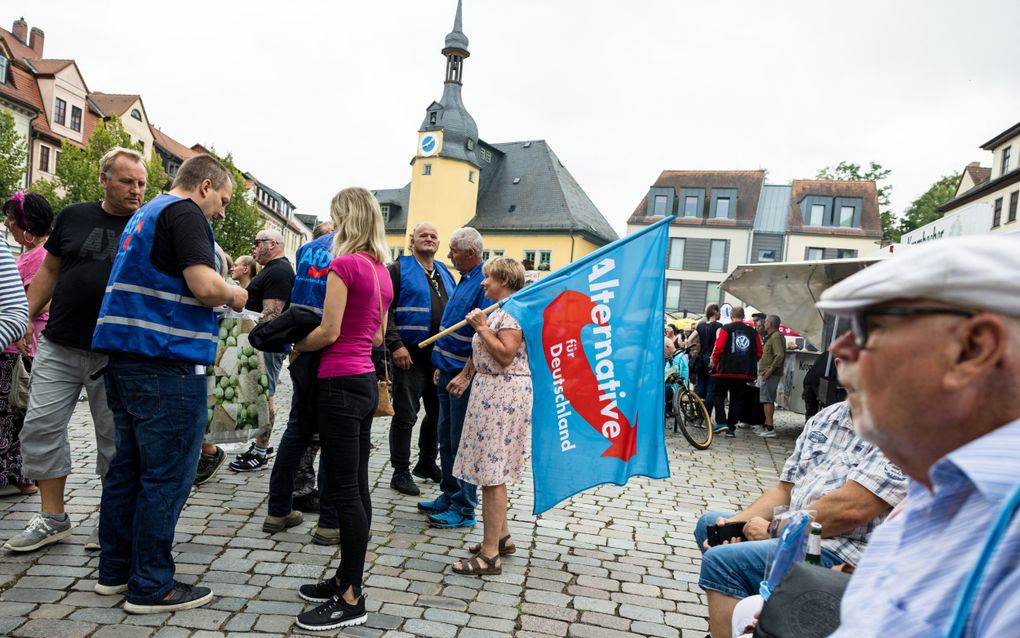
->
xmin=466 ymin=138 xmax=475 ymax=151
xmin=0 ymin=55 xmax=8 ymax=84
xmin=55 ymin=98 xmax=67 ymax=126
xmin=380 ymin=204 xmax=390 ymax=222
xmin=429 ymin=112 xmax=438 ymax=125
xmin=130 ymin=108 xmax=142 ymax=121
xmin=1003 ymin=146 xmax=1012 ymax=175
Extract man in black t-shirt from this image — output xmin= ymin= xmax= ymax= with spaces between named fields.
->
xmin=690 ymin=303 xmax=722 ymax=420
xmin=229 ymin=228 xmax=294 ymax=472
xmin=5 ymin=148 xmax=146 ymax=554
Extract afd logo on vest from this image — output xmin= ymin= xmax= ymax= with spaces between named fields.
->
xmin=501 ymin=217 xmax=673 ymax=514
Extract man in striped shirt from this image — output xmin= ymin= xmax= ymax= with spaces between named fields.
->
xmin=819 ymin=234 xmax=1020 ymax=636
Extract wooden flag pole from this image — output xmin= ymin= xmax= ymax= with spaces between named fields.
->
xmin=416 ymin=304 xmax=500 ymax=348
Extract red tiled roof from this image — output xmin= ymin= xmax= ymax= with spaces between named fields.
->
xmin=0 ymin=25 xmax=37 ymax=62
xmin=149 ymin=125 xmax=198 ymax=161
xmin=89 ymin=92 xmax=139 ymax=118
xmin=0 ymin=63 xmax=68 ymax=144
xmin=26 ymin=58 xmax=73 ymax=75
xmin=628 ymin=170 xmax=766 ymax=227
xmin=963 ymin=163 xmax=991 ymax=191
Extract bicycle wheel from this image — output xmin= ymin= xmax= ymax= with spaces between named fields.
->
xmin=674 ymin=387 xmax=713 ymax=450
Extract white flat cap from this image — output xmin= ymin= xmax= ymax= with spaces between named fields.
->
xmin=816 ymin=234 xmax=1020 ymax=317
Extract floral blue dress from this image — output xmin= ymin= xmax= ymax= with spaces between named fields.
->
xmin=453 ymin=309 xmax=532 ymax=486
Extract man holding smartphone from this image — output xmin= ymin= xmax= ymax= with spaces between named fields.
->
xmin=693 ymin=399 xmax=907 ymax=638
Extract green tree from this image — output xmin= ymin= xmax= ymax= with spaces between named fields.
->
xmin=896 ymin=173 xmax=960 ymax=237
xmin=209 ymin=151 xmax=264 ymax=260
xmin=32 ymin=116 xmax=167 ymax=212
xmin=0 ymin=110 xmax=28 ymax=200
xmin=815 ymin=161 xmax=898 ymax=243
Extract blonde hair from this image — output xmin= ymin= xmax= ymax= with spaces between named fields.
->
xmin=235 ymin=255 xmax=259 ymax=277
xmin=329 ymin=187 xmax=389 ymax=263
xmin=482 ymin=257 xmax=526 ymax=292
xmin=99 ymin=146 xmax=145 ymax=178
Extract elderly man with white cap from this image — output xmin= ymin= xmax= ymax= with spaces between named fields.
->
xmin=817 ymin=234 xmax=1020 ymax=636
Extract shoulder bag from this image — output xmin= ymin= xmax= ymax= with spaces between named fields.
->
xmin=8 ymin=354 xmax=31 ymax=411
xmin=358 ymin=254 xmax=394 ymax=417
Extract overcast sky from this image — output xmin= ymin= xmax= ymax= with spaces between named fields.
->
xmin=15 ymin=0 xmax=1020 ymax=233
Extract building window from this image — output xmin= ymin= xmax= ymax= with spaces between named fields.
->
xmin=1003 ymin=146 xmax=1012 ymax=175
xmin=838 ymin=206 xmax=855 ymax=228
xmin=429 ymin=112 xmax=438 ymax=125
xmin=1009 ymin=191 xmax=1018 ymax=224
xmin=422 ymin=163 xmax=432 ymax=175
xmin=70 ymin=105 xmax=82 ymax=132
xmin=757 ymin=249 xmax=777 ymax=262
xmin=837 ymin=248 xmax=858 ymax=259
xmin=653 ymin=195 xmax=668 ymax=216
xmin=807 ymin=204 xmax=825 ymax=226
xmin=466 ymin=138 xmax=475 ymax=151
xmin=54 ymin=98 xmax=67 ymax=126
xmin=481 ymin=249 xmax=504 ymax=260
xmin=708 ymin=239 xmax=726 ymax=272
xmin=993 ymin=197 xmax=1003 ymax=228
xmin=480 ymin=148 xmax=492 ymax=163
xmin=0 ymin=55 xmax=8 ymax=84
xmin=667 ymin=238 xmax=685 ymax=270
xmin=168 ymin=162 xmax=179 ymax=177
xmin=390 ymin=246 xmax=404 ymax=260
xmin=683 ymin=195 xmax=699 ymax=218
xmin=706 ymin=282 xmax=722 ymax=307
xmin=130 ymin=108 xmax=142 ymax=121
xmin=715 ymin=197 xmax=732 ymax=219
xmin=468 ymin=170 xmax=475 ymax=183
xmin=538 ymin=250 xmax=552 ymax=271
xmin=805 ymin=247 xmax=824 ymax=261
xmin=379 ymin=204 xmax=390 ymax=222
xmin=665 ymin=280 xmax=682 ymax=311
xmin=38 ymin=145 xmax=50 ymax=172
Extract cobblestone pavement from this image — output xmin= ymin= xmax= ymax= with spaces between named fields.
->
xmin=0 ymin=371 xmax=799 ymax=637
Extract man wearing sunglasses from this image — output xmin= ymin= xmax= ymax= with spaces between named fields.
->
xmin=818 ymin=234 xmax=1020 ymax=636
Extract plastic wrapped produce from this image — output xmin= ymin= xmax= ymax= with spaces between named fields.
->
xmin=205 ymin=309 xmax=271 ymax=443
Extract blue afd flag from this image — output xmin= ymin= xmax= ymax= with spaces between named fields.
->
xmin=500 ymin=217 xmax=673 ymax=514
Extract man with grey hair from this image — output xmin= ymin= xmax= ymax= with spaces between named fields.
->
xmin=757 ymin=314 xmax=785 ymax=438
xmin=5 ymin=147 xmax=146 ymax=553
xmin=418 ymin=226 xmax=491 ymax=528
xmin=230 ymin=227 xmax=294 ymax=472
xmin=818 ymin=235 xmax=1020 ymax=636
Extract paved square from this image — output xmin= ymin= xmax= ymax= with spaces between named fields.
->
xmin=0 ymin=372 xmax=797 ymax=637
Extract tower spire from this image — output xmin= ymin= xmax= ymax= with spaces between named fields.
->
xmin=443 ymin=0 xmax=469 ymax=84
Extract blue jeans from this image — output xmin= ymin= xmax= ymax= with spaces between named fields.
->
xmin=267 ymin=382 xmax=337 ymax=528
xmin=264 ymin=351 xmax=286 ymax=397
xmin=695 ymin=511 xmax=843 ymax=599
xmin=435 ymin=369 xmax=477 ymax=517
xmin=695 ymin=357 xmax=715 ymax=417
xmin=98 ymin=359 xmax=207 ymax=603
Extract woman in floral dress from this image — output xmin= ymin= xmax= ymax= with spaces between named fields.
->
xmin=0 ymin=192 xmax=52 ymax=496
xmin=452 ymin=257 xmax=531 ymax=576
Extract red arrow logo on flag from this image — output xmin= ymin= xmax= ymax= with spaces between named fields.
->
xmin=542 ymin=291 xmax=637 ymax=461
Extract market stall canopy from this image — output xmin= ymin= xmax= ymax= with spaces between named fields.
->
xmin=719 ymin=257 xmax=887 ymax=347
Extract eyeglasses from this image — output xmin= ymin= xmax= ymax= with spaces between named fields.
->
xmin=252 ymin=238 xmax=271 ymax=245
xmin=846 ymin=307 xmax=975 ymax=349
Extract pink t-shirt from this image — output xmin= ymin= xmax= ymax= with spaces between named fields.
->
xmin=4 ymin=245 xmax=48 ymax=357
xmin=317 ymin=252 xmax=394 ymax=379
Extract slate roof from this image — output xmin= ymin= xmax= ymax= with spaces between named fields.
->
xmin=753 ymin=185 xmax=792 ymax=233
xmin=628 ymin=170 xmax=766 ymax=228
xmin=89 ymin=92 xmax=139 ymax=118
xmin=787 ymin=180 xmax=881 ymax=238
xmin=374 ymin=184 xmax=412 ymax=233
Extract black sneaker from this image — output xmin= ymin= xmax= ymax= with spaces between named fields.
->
xmin=299 ymin=577 xmax=340 ymax=603
xmin=390 ymin=472 xmax=420 ymax=496
xmin=123 ymin=581 xmax=213 ymax=614
xmin=412 ymin=463 xmax=442 ymax=483
xmin=229 ymin=443 xmax=270 ymax=472
xmin=194 ymin=447 xmax=226 ymax=485
xmin=296 ymin=593 xmax=367 ymax=631
xmin=292 ymin=493 xmax=320 ymax=514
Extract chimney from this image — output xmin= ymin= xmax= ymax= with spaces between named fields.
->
xmin=12 ymin=18 xmax=28 ymax=44
xmin=29 ymin=27 xmax=44 ymax=56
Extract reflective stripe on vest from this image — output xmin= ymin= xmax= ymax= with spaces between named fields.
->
xmin=92 ymin=193 xmax=218 ymax=364
xmin=431 ymin=261 xmax=491 ymax=372
xmin=394 ymin=255 xmax=455 ymax=347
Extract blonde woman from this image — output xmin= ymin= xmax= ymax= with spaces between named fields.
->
xmin=231 ymin=255 xmax=259 ymax=289
xmin=451 ymin=257 xmax=531 ymax=576
xmin=291 ymin=188 xmax=392 ymax=631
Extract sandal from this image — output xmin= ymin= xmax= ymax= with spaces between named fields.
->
xmin=468 ymin=535 xmax=516 ymax=556
xmin=452 ymin=553 xmax=501 ymax=576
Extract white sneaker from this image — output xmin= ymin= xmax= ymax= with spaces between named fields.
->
xmin=759 ymin=428 xmax=777 ymax=438
xmin=3 ymin=513 xmax=72 ymax=552
xmin=85 ymin=527 xmax=100 ymax=551
xmin=749 ymin=425 xmax=764 ymax=433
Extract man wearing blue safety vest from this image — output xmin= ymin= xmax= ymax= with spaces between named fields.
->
xmin=91 ymin=155 xmax=247 ymax=614
xmin=385 ymin=223 xmax=455 ymax=496
xmin=418 ymin=227 xmax=492 ymax=528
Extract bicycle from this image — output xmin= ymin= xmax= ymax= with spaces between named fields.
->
xmin=665 ymin=348 xmax=713 ymax=450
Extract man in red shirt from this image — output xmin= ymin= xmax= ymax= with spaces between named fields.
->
xmin=711 ymin=306 xmax=762 ymax=438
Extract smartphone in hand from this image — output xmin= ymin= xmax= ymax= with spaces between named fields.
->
xmin=707 ymin=521 xmax=747 ymax=546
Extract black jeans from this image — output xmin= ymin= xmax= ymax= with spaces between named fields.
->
xmin=318 ymin=372 xmax=376 ymax=590
xmin=388 ymin=346 xmax=439 ymax=474
xmin=713 ymin=376 xmax=750 ymax=430
xmin=267 ymin=382 xmax=338 ymax=528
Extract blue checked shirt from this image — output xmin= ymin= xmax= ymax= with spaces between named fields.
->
xmin=833 ymin=418 xmax=1020 ymax=637
xmin=780 ymin=401 xmax=908 ymax=566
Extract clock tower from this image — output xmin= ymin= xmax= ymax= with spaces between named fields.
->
xmin=405 ymin=0 xmax=481 ymax=249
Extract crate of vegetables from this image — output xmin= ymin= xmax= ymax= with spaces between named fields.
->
xmin=205 ymin=310 xmax=271 ymax=443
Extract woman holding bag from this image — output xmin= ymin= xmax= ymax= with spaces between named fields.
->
xmin=290 ymin=187 xmax=392 ymax=631
xmin=0 ymin=192 xmax=52 ymax=496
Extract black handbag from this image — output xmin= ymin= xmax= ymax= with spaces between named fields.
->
xmin=752 ymin=562 xmax=851 ymax=638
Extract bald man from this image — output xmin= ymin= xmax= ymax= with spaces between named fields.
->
xmin=229 ymin=228 xmax=295 ymax=472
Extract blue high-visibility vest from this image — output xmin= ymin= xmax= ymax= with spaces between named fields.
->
xmin=291 ymin=232 xmax=334 ymax=313
xmin=92 ymin=194 xmax=218 ymax=365
xmin=395 ymin=255 xmax=455 ymax=346
xmin=431 ymin=261 xmax=492 ymax=372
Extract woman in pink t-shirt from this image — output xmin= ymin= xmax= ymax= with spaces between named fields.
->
xmin=0 ymin=192 xmax=53 ymax=496
xmin=291 ymin=187 xmax=392 ymax=631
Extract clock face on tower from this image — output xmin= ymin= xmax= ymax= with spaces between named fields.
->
xmin=418 ymin=131 xmax=442 ymax=157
